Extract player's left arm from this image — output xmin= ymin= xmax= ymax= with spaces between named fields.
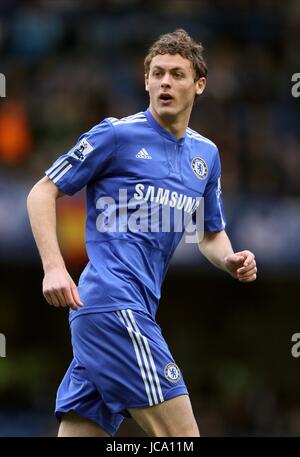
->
xmin=198 ymin=230 xmax=257 ymax=283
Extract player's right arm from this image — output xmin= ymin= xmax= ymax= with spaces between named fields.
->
xmin=28 ymin=118 xmax=115 ymax=309
xmin=27 ymin=176 xmax=84 ymax=311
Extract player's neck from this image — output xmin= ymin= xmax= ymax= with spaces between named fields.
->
xmin=149 ymin=106 xmax=190 ymax=140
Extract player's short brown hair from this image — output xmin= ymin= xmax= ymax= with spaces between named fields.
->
xmin=144 ymin=29 xmax=207 ymax=81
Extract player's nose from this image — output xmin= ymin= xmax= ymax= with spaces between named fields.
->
xmin=160 ymin=73 xmax=171 ymax=88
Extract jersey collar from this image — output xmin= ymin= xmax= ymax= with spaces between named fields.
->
xmin=145 ymin=108 xmax=186 ymax=145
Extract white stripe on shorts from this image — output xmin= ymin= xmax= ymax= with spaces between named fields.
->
xmin=127 ymin=309 xmax=164 ymax=403
xmin=124 ymin=310 xmax=159 ymax=405
xmin=117 ymin=310 xmax=154 ymax=406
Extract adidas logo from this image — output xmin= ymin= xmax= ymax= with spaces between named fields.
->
xmin=136 ymin=148 xmax=152 ymax=160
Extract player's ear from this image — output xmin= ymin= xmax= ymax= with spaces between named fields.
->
xmin=145 ymin=74 xmax=149 ymax=92
xmin=195 ymin=77 xmax=206 ymax=96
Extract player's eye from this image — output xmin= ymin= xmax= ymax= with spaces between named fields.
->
xmin=152 ymin=71 xmax=162 ymax=77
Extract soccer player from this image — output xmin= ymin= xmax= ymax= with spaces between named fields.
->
xmin=27 ymin=29 xmax=257 ymax=437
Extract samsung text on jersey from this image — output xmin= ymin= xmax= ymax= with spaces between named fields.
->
xmin=96 ymin=185 xmax=204 ymax=241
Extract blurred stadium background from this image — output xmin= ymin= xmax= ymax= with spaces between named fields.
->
xmin=0 ymin=0 xmax=300 ymax=436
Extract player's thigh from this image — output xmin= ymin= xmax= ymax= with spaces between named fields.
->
xmin=128 ymin=394 xmax=200 ymax=437
xmin=58 ymin=411 xmax=110 ymax=437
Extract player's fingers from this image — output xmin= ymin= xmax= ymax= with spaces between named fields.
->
xmin=62 ymin=287 xmax=80 ymax=311
xmin=238 ymin=267 xmax=257 ymax=279
xmin=238 ymin=273 xmax=257 ymax=282
xmin=240 ymin=266 xmax=257 ymax=276
xmin=242 ymin=252 xmax=255 ymax=267
xmin=237 ymin=263 xmax=257 ymax=275
xmin=61 ymin=288 xmax=78 ymax=310
xmin=44 ymin=290 xmax=61 ymax=307
xmin=232 ymin=254 xmax=245 ymax=264
xmin=226 ymin=254 xmax=244 ymax=268
xmin=70 ymin=283 xmax=84 ymax=308
xmin=53 ymin=289 xmax=68 ymax=307
xmin=43 ymin=292 xmax=55 ymax=306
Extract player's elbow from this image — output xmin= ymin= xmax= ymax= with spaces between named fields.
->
xmin=27 ymin=181 xmax=43 ymax=215
xmin=198 ymin=230 xmax=225 ymax=252
xmin=27 ymin=181 xmax=39 ymax=207
xmin=27 ymin=176 xmax=64 ymax=205
xmin=27 ymin=179 xmax=44 ymax=207
xmin=27 ymin=178 xmax=61 ymax=218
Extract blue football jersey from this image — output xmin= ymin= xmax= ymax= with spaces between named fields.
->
xmin=45 ymin=109 xmax=226 ymax=319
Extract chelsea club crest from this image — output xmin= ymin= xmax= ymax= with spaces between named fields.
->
xmin=191 ymin=157 xmax=208 ymax=180
xmin=164 ymin=363 xmax=181 ymax=383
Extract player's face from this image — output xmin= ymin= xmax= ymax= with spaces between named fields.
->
xmin=145 ymin=53 xmax=206 ymax=122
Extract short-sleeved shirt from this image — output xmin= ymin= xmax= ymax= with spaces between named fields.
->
xmin=45 ymin=109 xmax=226 ymax=320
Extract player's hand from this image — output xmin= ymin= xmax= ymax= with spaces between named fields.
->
xmin=42 ymin=267 xmax=84 ymax=311
xmin=224 ymin=250 xmax=257 ymax=283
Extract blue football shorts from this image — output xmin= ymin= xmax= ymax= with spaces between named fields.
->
xmin=55 ymin=309 xmax=189 ymax=436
